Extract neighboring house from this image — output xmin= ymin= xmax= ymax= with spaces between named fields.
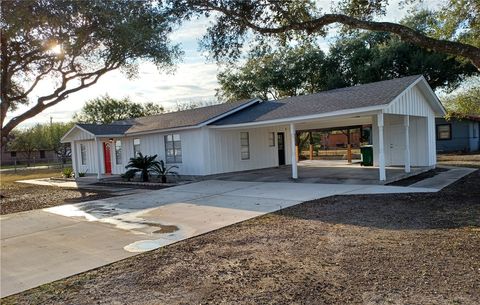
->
xmin=0 ymin=149 xmax=57 ymax=166
xmin=436 ymin=116 xmax=480 ymax=153
xmin=62 ymin=75 xmax=445 ymax=181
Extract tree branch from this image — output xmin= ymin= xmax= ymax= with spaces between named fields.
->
xmin=2 ymin=64 xmax=119 ymax=137
xmin=205 ymin=4 xmax=480 ymax=70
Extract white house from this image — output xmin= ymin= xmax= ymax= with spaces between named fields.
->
xmin=61 ymin=75 xmax=446 ymax=181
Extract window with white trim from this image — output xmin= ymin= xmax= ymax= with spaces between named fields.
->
xmin=115 ymin=140 xmax=122 ymax=164
xmin=133 ymin=138 xmax=141 ymax=156
xmin=165 ymin=134 xmax=182 ymax=163
xmin=80 ymin=144 xmax=87 ymax=165
xmin=240 ymin=132 xmax=250 ymax=160
xmin=268 ymin=132 xmax=275 ymax=147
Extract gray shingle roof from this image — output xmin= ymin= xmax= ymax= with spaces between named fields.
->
xmin=123 ymin=99 xmax=256 ymax=134
xmin=77 ymin=123 xmax=132 ymax=135
xmin=212 ymin=75 xmax=423 ymax=126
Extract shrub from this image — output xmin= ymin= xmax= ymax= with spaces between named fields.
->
xmin=151 ymin=160 xmax=179 ymax=183
xmin=121 ymin=169 xmax=137 ymax=182
xmin=124 ymin=153 xmax=159 ymax=182
xmin=62 ymin=167 xmax=74 ymax=178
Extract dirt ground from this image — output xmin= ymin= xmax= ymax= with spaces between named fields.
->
xmin=3 ymin=168 xmax=479 ymax=304
xmin=0 ymin=169 xmax=115 ymax=215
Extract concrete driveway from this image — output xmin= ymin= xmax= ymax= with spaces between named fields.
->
xmin=1 ymin=180 xmax=437 ymax=297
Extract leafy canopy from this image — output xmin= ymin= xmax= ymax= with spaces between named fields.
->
xmin=169 ymin=0 xmax=480 ymax=69
xmin=74 ymin=95 xmax=164 ymax=124
xmin=217 ymin=29 xmax=478 ymax=102
xmin=1 ymin=0 xmax=181 ymax=144
xmin=442 ymin=79 xmax=480 ymax=118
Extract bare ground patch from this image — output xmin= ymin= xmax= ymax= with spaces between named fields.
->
xmin=0 ymin=169 xmax=115 ymax=215
xmin=3 ymin=168 xmax=479 ymax=304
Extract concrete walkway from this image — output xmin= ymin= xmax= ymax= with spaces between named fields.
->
xmin=0 ymin=179 xmax=447 ymax=297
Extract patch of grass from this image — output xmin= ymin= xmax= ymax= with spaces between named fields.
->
xmin=437 ymin=153 xmax=480 ymax=168
xmin=0 ymin=168 xmax=61 ymax=186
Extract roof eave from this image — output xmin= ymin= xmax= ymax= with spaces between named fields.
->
xmin=210 ymin=105 xmax=384 ymax=129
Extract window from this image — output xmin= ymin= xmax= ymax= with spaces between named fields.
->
xmin=240 ymin=132 xmax=250 ymax=160
xmin=436 ymin=124 xmax=451 ymax=140
xmin=115 ymin=140 xmax=122 ymax=164
xmin=473 ymin=123 xmax=479 ymax=138
xmin=268 ymin=132 xmax=275 ymax=147
xmin=39 ymin=150 xmax=46 ymax=159
xmin=133 ymin=138 xmax=141 ymax=156
xmin=10 ymin=151 xmax=16 ymax=158
xmin=80 ymin=144 xmax=87 ymax=165
xmin=165 ymin=134 xmax=182 ymax=163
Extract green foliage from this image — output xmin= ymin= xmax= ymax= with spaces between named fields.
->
xmin=7 ymin=122 xmax=73 ymax=165
xmin=121 ymin=170 xmax=137 ymax=182
xmin=62 ymin=168 xmax=74 ymax=179
xmin=1 ymin=0 xmax=181 ymax=142
xmin=125 ymin=153 xmax=160 ymax=182
xmin=217 ymin=28 xmax=478 ymax=102
xmin=151 ymin=160 xmax=179 ymax=183
xmin=169 ymin=0 xmax=480 ymax=70
xmin=74 ymin=95 xmax=164 ymax=124
xmin=8 ymin=125 xmax=48 ymax=165
xmin=443 ymin=80 xmax=480 ymax=118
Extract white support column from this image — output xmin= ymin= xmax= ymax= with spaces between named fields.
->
xmin=95 ymin=137 xmax=102 ymax=180
xmin=404 ymin=115 xmax=411 ymax=173
xmin=71 ymin=141 xmax=78 ymax=177
xmin=377 ymin=112 xmax=386 ymax=181
xmin=290 ymin=123 xmax=298 ymax=179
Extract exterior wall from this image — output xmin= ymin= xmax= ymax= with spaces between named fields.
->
xmin=74 ymin=140 xmax=99 ymax=175
xmin=105 ymin=128 xmax=206 ymax=176
xmin=435 ymin=118 xmax=480 ymax=152
xmin=385 ymin=85 xmax=433 ymax=117
xmin=373 ymin=114 xmax=430 ymax=167
xmin=202 ymin=125 xmax=292 ymax=175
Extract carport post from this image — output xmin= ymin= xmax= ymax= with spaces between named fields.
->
xmin=377 ymin=113 xmax=386 ymax=181
xmin=290 ymin=123 xmax=298 ymax=179
xmin=404 ymin=115 xmax=411 ymax=173
xmin=95 ymin=137 xmax=102 ymax=180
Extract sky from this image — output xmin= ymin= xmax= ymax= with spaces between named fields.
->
xmin=7 ymin=0 xmax=441 ymax=128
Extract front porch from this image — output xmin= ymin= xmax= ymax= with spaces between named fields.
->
xmin=207 ymin=160 xmax=429 ymax=185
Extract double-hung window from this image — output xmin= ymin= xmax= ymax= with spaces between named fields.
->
xmin=240 ymin=132 xmax=250 ymax=160
xmin=268 ymin=132 xmax=275 ymax=147
xmin=80 ymin=144 xmax=87 ymax=165
xmin=133 ymin=138 xmax=141 ymax=156
xmin=115 ymin=140 xmax=122 ymax=164
xmin=165 ymin=134 xmax=182 ymax=163
xmin=436 ymin=124 xmax=451 ymax=140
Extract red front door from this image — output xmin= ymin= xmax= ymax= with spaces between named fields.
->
xmin=103 ymin=142 xmax=112 ymax=174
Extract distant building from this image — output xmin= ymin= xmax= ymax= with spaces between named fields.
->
xmin=435 ymin=115 xmax=480 ymax=153
xmin=1 ymin=148 xmax=58 ymax=166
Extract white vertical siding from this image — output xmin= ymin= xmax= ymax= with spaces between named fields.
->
xmin=108 ymin=129 xmax=206 ymax=176
xmin=203 ymin=125 xmax=291 ymax=175
xmin=385 ymin=85 xmax=432 ymax=117
xmin=75 ymin=140 xmax=98 ymax=175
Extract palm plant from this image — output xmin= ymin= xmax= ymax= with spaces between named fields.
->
xmin=151 ymin=160 xmax=179 ymax=183
xmin=124 ymin=153 xmax=159 ymax=182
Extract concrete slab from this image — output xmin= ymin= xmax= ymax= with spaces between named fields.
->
xmin=410 ymin=167 xmax=477 ymax=190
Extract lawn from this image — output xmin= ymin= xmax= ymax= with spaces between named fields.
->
xmin=3 ymin=169 xmax=479 ymax=304
xmin=0 ymin=169 xmax=115 ymax=215
xmin=437 ymin=152 xmax=480 ymax=168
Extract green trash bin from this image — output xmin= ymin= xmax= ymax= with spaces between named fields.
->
xmin=360 ymin=145 xmax=373 ymax=166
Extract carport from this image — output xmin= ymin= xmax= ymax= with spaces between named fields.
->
xmin=210 ymin=75 xmax=446 ymax=181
